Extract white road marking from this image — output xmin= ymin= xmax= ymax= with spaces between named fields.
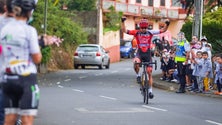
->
xmin=95 ymin=73 xmax=103 ymax=76
xmin=124 ymin=68 xmax=131 ymax=71
xmin=58 ymin=85 xmax=64 ymax=88
xmin=206 ymin=120 xmax=222 ymax=125
xmin=72 ymin=89 xmax=84 ymax=93
xmin=75 ymin=107 xmax=153 ymax=114
xmin=64 ymin=79 xmax=71 ymax=82
xmin=79 ymin=76 xmax=87 ymax=79
xmin=111 ymin=71 xmax=118 ymax=74
xmin=142 ymin=105 xmax=168 ymax=112
xmin=99 ymin=95 xmax=117 ymax=100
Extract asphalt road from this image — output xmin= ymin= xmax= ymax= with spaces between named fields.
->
xmin=35 ymin=58 xmax=222 ymax=125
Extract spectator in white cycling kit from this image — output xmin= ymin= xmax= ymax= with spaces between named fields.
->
xmin=121 ymin=18 xmax=170 ymax=99
xmin=0 ymin=0 xmax=41 ymax=125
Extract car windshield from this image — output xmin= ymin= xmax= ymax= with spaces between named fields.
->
xmin=78 ymin=46 xmax=99 ymax=52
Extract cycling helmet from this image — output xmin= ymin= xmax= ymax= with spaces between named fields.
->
xmin=12 ymin=0 xmax=36 ymax=11
xmin=139 ymin=19 xmax=148 ymax=28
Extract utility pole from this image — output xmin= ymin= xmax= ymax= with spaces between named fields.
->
xmin=96 ymin=0 xmax=101 ymax=44
xmin=193 ymin=0 xmax=201 ymax=38
xmin=44 ymin=0 xmax=48 ymax=34
xmin=200 ymin=0 xmax=203 ymax=39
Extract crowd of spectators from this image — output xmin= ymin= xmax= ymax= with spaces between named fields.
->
xmin=159 ymin=35 xmax=222 ymax=95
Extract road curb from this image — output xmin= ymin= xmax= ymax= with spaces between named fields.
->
xmin=153 ymin=74 xmax=222 ymax=99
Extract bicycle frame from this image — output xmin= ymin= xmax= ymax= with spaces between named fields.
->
xmin=140 ymin=61 xmax=157 ymax=104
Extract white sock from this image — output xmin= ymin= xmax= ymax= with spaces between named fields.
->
xmin=149 ymin=88 xmax=152 ymax=93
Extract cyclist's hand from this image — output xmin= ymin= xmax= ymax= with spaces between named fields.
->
xmin=165 ymin=19 xmax=170 ymax=26
xmin=121 ymin=17 xmax=126 ymax=22
xmin=40 ymin=34 xmax=64 ymax=47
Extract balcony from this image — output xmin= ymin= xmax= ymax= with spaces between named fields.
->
xmin=102 ymin=0 xmax=183 ymax=19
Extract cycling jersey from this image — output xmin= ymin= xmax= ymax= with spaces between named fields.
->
xmin=127 ymin=30 xmax=160 ymax=52
xmin=0 ymin=20 xmax=40 ymax=76
xmin=128 ymin=30 xmax=160 ymax=63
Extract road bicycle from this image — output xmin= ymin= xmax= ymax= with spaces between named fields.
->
xmin=140 ymin=60 xmax=157 ymax=104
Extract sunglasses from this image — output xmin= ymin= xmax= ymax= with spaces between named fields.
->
xmin=141 ymin=27 xmax=147 ymax=29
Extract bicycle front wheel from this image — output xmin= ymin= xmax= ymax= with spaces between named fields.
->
xmin=144 ymin=72 xmax=149 ymax=104
xmin=141 ymin=72 xmax=145 ymax=103
xmin=141 ymin=72 xmax=149 ymax=104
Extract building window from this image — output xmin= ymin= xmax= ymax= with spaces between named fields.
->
xmin=160 ymin=0 xmax=165 ymax=6
xmin=172 ymin=0 xmax=182 ymax=7
xmin=136 ymin=0 xmax=141 ymax=3
xmin=148 ymin=0 xmax=153 ymax=6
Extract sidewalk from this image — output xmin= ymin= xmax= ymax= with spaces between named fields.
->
xmin=152 ymin=74 xmax=222 ymax=99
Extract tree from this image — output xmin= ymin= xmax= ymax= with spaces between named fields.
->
xmin=65 ymin=0 xmax=97 ymax=11
xmin=32 ymin=0 xmax=88 ymax=64
xmin=181 ymin=7 xmax=222 ymax=54
xmin=177 ymin=0 xmax=222 ymax=17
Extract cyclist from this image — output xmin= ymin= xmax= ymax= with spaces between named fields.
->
xmin=0 ymin=0 xmax=41 ymax=125
xmin=121 ymin=18 xmax=170 ymax=98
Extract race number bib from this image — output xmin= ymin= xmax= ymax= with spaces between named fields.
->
xmin=7 ymin=60 xmax=31 ymax=76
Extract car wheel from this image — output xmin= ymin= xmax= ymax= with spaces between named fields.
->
xmin=105 ymin=60 xmax=110 ymax=69
xmin=74 ymin=64 xmax=78 ymax=69
xmin=128 ymin=53 xmax=133 ymax=58
xmin=99 ymin=62 xmax=103 ymax=69
xmin=81 ymin=65 xmax=85 ymax=69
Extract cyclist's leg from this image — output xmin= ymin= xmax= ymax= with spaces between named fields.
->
xmin=147 ymin=67 xmax=153 ymax=91
xmin=4 ymin=114 xmax=18 ymax=125
xmin=133 ymin=51 xmax=141 ymax=83
xmin=20 ymin=74 xmax=39 ymax=125
xmin=133 ymin=57 xmax=140 ymax=74
xmin=2 ymin=76 xmax=22 ymax=125
xmin=147 ymin=66 xmax=154 ymax=99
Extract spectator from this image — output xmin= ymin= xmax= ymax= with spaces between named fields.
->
xmin=175 ymin=32 xmax=190 ymax=93
xmin=214 ymin=54 xmax=222 ymax=95
xmin=192 ymin=51 xmax=203 ymax=93
xmin=194 ymin=51 xmax=213 ymax=93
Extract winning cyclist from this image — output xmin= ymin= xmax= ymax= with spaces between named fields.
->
xmin=121 ymin=18 xmax=170 ymax=99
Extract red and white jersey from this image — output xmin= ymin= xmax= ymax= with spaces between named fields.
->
xmin=127 ymin=30 xmax=160 ymax=52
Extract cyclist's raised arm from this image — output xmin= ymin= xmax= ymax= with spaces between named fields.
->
xmin=121 ymin=17 xmax=127 ymax=33
xmin=160 ymin=19 xmax=170 ymax=33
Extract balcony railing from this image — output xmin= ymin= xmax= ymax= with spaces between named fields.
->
xmin=102 ymin=0 xmax=181 ymax=19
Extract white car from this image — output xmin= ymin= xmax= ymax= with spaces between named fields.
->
xmin=73 ymin=44 xmax=110 ymax=69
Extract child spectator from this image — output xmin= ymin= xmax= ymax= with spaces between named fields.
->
xmin=192 ymin=51 xmax=203 ymax=93
xmin=200 ymin=51 xmax=213 ymax=92
xmin=214 ymin=54 xmax=222 ymax=95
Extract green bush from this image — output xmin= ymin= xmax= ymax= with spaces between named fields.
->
xmin=104 ymin=6 xmax=123 ymax=32
xmin=31 ymin=1 xmax=88 ymax=64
